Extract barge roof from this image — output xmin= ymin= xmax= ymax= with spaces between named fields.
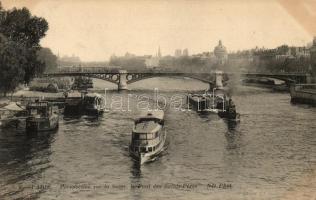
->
xmin=133 ymin=121 xmax=161 ymax=134
xmin=136 ymin=110 xmax=164 ymax=121
xmin=133 ymin=110 xmax=164 ymax=133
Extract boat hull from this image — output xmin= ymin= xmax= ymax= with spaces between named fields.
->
xmin=85 ymin=108 xmax=104 ymax=116
xmin=64 ymin=95 xmax=105 ymax=116
xmin=218 ymin=111 xmax=240 ymax=120
xmin=129 ymin=130 xmax=167 ymax=165
xmin=26 ymin=116 xmax=59 ymax=132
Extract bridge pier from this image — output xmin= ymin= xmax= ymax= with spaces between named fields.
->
xmin=117 ymin=70 xmax=128 ymax=91
xmin=306 ymin=73 xmax=312 ymax=84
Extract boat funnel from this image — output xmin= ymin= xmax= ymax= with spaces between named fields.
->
xmin=215 ymin=70 xmax=224 ymax=89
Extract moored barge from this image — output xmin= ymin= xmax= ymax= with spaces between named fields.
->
xmin=25 ymin=101 xmax=59 ymax=132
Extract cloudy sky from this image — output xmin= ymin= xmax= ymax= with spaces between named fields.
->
xmin=2 ymin=0 xmax=315 ymax=61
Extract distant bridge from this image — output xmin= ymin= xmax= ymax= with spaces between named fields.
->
xmin=43 ymin=67 xmax=310 ymax=90
xmin=43 ymin=67 xmax=216 ymax=90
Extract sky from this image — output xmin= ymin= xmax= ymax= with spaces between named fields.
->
xmin=1 ymin=0 xmax=315 ymax=62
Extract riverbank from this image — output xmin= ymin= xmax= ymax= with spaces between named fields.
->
xmin=290 ymin=84 xmax=316 ymax=105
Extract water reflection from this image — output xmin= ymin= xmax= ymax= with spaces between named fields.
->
xmin=130 ymin=161 xmax=142 ymax=178
xmin=224 ymin=118 xmax=240 ymax=150
xmin=0 ymin=130 xmax=55 ymax=200
xmin=129 ymin=144 xmax=169 ymax=178
xmin=226 ymin=119 xmax=239 ymax=131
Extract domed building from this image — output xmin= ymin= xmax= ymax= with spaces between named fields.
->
xmin=214 ymin=40 xmax=228 ymax=65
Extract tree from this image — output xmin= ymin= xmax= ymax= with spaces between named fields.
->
xmin=37 ymin=47 xmax=58 ymax=72
xmin=0 ymin=34 xmax=26 ymax=96
xmin=0 ymin=5 xmax=49 ymax=95
xmin=0 ymin=8 xmax=48 ymax=47
xmin=0 ymin=6 xmax=48 ymax=82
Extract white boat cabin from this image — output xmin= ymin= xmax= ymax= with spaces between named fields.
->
xmin=26 ymin=101 xmax=58 ymax=118
xmin=131 ymin=111 xmax=164 ymax=153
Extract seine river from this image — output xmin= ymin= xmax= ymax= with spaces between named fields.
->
xmin=0 ymin=78 xmax=315 ymax=200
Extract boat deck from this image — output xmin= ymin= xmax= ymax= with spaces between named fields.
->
xmin=134 ymin=121 xmax=161 ymax=134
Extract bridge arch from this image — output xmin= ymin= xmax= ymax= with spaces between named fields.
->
xmin=126 ymin=73 xmax=213 ymax=85
xmin=43 ymin=70 xmax=219 ymax=90
xmin=43 ymin=73 xmax=121 ymax=85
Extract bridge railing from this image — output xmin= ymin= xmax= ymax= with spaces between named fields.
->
xmin=52 ymin=66 xmax=122 ymax=74
xmin=51 ymin=67 xmax=187 ymax=74
xmin=48 ymin=67 xmax=309 ymax=76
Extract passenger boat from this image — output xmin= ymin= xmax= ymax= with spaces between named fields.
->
xmin=25 ymin=101 xmax=59 ymax=132
xmin=129 ymin=110 xmax=166 ymax=165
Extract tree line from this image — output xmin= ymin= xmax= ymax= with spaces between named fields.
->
xmin=0 ymin=2 xmax=57 ymax=96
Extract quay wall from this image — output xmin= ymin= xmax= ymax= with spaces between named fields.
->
xmin=290 ymin=84 xmax=316 ymax=105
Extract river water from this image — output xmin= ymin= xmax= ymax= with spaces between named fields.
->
xmin=0 ymin=78 xmax=315 ymax=200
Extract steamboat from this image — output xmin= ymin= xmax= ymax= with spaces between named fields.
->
xmin=129 ymin=110 xmax=166 ymax=165
xmin=187 ymin=70 xmax=239 ymax=120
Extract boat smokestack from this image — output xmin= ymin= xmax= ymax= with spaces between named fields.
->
xmin=215 ymin=70 xmax=224 ymax=89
